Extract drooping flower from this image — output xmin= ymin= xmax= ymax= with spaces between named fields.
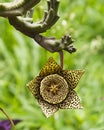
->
xmin=0 ymin=119 xmax=21 ymax=130
xmin=27 ymin=57 xmax=84 ymax=117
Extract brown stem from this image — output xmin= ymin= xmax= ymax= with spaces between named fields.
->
xmin=0 ymin=0 xmax=40 ymax=17
xmin=0 ymin=107 xmax=16 ymax=130
xmin=0 ymin=0 xmax=76 ymax=54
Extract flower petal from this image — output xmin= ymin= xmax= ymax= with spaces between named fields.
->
xmin=59 ymin=90 xmax=83 ymax=109
xmin=62 ymin=70 xmax=84 ymax=89
xmin=39 ymin=57 xmax=62 ymax=77
xmin=27 ymin=76 xmax=41 ymax=99
xmin=0 ymin=119 xmax=21 ymax=130
xmin=38 ymin=99 xmax=59 ymax=118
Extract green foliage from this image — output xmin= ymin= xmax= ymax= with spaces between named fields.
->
xmin=0 ymin=0 xmax=104 ymax=130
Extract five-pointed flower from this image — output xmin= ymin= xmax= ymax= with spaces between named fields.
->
xmin=27 ymin=57 xmax=84 ymax=117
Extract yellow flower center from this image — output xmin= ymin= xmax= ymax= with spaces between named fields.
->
xmin=40 ymin=74 xmax=69 ymax=104
xmin=49 ymin=83 xmax=60 ymax=94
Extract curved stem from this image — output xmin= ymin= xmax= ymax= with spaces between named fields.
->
xmin=59 ymin=50 xmax=64 ymax=69
xmin=0 ymin=0 xmax=40 ymax=17
xmin=0 ymin=107 xmax=16 ymax=130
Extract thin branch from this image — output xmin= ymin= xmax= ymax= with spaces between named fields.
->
xmin=0 ymin=107 xmax=16 ymax=130
xmin=0 ymin=0 xmax=40 ymax=17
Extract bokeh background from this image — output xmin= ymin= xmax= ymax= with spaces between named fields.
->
xmin=0 ymin=0 xmax=104 ymax=130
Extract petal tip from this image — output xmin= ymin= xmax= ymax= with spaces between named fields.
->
xmin=59 ymin=90 xmax=83 ymax=109
xmin=38 ymin=99 xmax=58 ymax=118
xmin=39 ymin=57 xmax=62 ymax=77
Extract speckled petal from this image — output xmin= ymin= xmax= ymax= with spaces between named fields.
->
xmin=59 ymin=90 xmax=83 ymax=109
xmin=27 ymin=76 xmax=41 ymax=99
xmin=38 ymin=99 xmax=59 ymax=118
xmin=39 ymin=57 xmax=62 ymax=77
xmin=62 ymin=70 xmax=84 ymax=89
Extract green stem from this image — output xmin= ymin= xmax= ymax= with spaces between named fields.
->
xmin=0 ymin=107 xmax=16 ymax=130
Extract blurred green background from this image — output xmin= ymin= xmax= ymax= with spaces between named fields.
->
xmin=0 ymin=0 xmax=104 ymax=130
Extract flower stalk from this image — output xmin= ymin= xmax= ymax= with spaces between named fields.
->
xmin=0 ymin=108 xmax=16 ymax=130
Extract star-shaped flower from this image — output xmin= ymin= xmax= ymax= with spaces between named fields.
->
xmin=27 ymin=57 xmax=84 ymax=117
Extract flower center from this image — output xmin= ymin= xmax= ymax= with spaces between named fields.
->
xmin=49 ymin=83 xmax=60 ymax=94
xmin=40 ymin=74 xmax=69 ymax=104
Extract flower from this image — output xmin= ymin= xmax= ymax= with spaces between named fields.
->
xmin=0 ymin=119 xmax=21 ymax=130
xmin=27 ymin=57 xmax=84 ymax=117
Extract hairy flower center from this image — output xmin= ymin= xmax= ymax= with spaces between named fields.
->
xmin=40 ymin=74 xmax=69 ymax=104
xmin=49 ymin=83 xmax=60 ymax=94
